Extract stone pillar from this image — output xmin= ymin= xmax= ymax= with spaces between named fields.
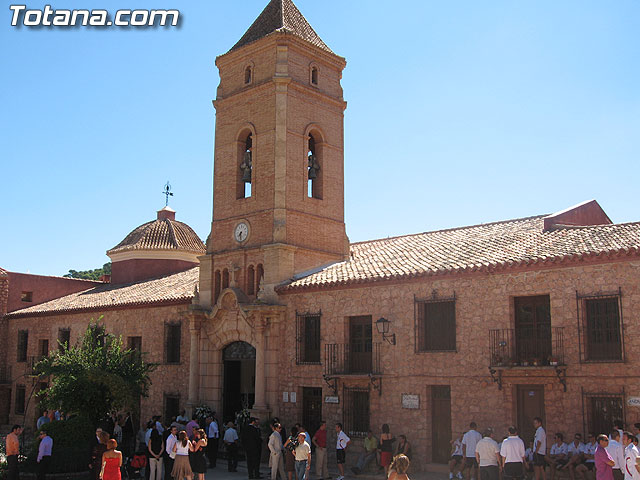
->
xmin=187 ymin=316 xmax=201 ymax=413
xmin=252 ymin=315 xmax=269 ymax=415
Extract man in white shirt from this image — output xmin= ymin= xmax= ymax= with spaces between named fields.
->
xmin=463 ymin=422 xmax=483 ymax=480
xmin=563 ymin=433 xmax=586 ymax=480
xmin=268 ymin=423 xmax=286 ymax=480
xmin=533 ymin=418 xmax=547 ymax=480
xmin=547 ymin=433 xmax=568 ymax=479
xmin=475 ymin=428 xmax=500 ymax=480
xmin=207 ymin=415 xmax=219 ymax=468
xmin=224 ymin=422 xmax=239 ymax=472
xmin=607 ymin=430 xmax=625 ymax=480
xmin=335 ymin=423 xmax=350 ymax=480
xmin=164 ymin=426 xmax=178 ymax=480
xmin=176 ymin=409 xmax=188 ymax=424
xmin=500 ymin=426 xmax=527 ymax=480
xmin=623 ymin=432 xmax=640 ymax=480
xmin=294 ymin=432 xmax=312 ymax=480
xmin=576 ymin=434 xmax=597 ymax=480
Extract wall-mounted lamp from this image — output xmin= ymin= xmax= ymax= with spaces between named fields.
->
xmin=375 ymin=317 xmax=396 ymax=345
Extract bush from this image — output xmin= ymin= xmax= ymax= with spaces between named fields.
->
xmin=25 ymin=417 xmax=94 ymax=474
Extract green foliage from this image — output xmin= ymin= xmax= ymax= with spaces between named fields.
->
xmin=35 ymin=320 xmax=155 ymax=425
xmin=63 ymin=262 xmax=111 ymax=280
xmin=24 ymin=416 xmax=94 ymax=474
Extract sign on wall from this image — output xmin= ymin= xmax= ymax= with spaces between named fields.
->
xmin=290 ymin=391 xmax=297 ymax=403
xmin=325 ymin=396 xmax=339 ymax=404
xmin=283 ymin=392 xmax=289 ymax=403
xmin=402 ymin=394 xmax=420 ymax=409
xmin=628 ymin=397 xmax=640 ymax=407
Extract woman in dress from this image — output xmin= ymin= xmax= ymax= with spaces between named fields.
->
xmin=283 ymin=426 xmax=298 ymax=480
xmin=387 ymin=455 xmax=410 ymax=480
xmin=190 ymin=429 xmax=208 ymax=480
xmin=172 ymin=430 xmax=194 ymax=480
xmin=101 ymin=439 xmax=123 ymax=480
xmin=380 ymin=424 xmax=395 ymax=476
xmin=91 ymin=431 xmax=110 ymax=480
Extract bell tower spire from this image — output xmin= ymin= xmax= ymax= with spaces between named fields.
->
xmin=197 ymin=0 xmax=348 ymax=307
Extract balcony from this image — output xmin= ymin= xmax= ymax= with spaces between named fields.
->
xmin=0 ymin=365 xmax=11 ymax=384
xmin=324 ymin=343 xmax=381 ymax=376
xmin=489 ymin=326 xmax=565 ymax=368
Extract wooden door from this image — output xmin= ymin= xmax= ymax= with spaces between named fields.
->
xmin=432 ymin=385 xmax=452 ymax=463
xmin=349 ymin=316 xmax=372 ymax=373
xmin=515 ymin=296 xmax=551 ymax=364
xmin=517 ymin=385 xmax=545 ymax=447
xmin=302 ymin=387 xmax=323 ymax=437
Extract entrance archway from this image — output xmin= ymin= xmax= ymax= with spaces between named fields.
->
xmin=222 ymin=341 xmax=256 ymax=423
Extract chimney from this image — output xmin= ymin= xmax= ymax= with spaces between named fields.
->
xmin=157 ymin=206 xmax=176 ymax=221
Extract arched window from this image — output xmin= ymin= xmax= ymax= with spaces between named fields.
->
xmin=247 ymin=265 xmax=255 ymax=296
xmin=307 ymin=133 xmax=322 ymax=199
xmin=311 ymin=66 xmax=318 ymax=86
xmin=256 ymin=264 xmax=264 ymax=294
xmin=244 ymin=65 xmax=252 ymax=85
xmin=214 ymin=270 xmax=221 ymax=303
xmin=238 ymin=132 xmax=253 ymax=199
xmin=222 ymin=268 xmax=229 ymax=289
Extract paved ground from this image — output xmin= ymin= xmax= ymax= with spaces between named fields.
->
xmin=202 ymin=460 xmax=449 ymax=480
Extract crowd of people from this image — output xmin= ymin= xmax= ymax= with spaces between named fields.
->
xmin=448 ymin=420 xmax=640 ymax=480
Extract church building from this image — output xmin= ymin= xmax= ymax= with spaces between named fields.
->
xmin=2 ymin=0 xmax=640 ymax=470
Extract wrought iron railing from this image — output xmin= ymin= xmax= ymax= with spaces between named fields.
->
xmin=489 ymin=326 xmax=565 ymax=367
xmin=324 ymin=343 xmax=381 ymax=375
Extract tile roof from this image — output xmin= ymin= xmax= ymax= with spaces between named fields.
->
xmin=108 ymin=218 xmax=205 ymax=255
xmin=279 ymin=216 xmax=640 ymax=292
xmin=6 ymin=267 xmax=199 ymax=318
xmin=229 ymin=0 xmax=332 ymax=53
xmin=0 ymin=267 xmax=7 ymax=276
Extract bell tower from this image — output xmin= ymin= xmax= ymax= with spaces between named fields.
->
xmin=197 ymin=0 xmax=349 ymax=307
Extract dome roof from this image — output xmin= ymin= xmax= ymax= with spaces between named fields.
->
xmin=107 ymin=207 xmax=205 ymax=256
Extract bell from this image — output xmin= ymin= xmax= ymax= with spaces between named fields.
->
xmin=308 ymin=167 xmax=317 ymax=180
xmin=242 ymin=168 xmax=252 ymax=183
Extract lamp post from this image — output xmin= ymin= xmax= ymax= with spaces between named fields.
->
xmin=375 ymin=317 xmax=396 ymax=345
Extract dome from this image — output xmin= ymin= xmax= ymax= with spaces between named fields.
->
xmin=107 ymin=207 xmax=205 ymax=256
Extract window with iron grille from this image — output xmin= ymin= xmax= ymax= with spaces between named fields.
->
xmin=15 ymin=385 xmax=25 ymax=414
xmin=583 ymin=392 xmax=624 ymax=436
xmin=165 ymin=323 xmax=181 ymax=364
xmin=128 ymin=336 xmax=142 ymax=352
xmin=416 ymin=300 xmax=456 ymax=352
xmin=296 ymin=312 xmax=321 ymax=364
xmin=343 ymin=387 xmax=369 ymax=437
xmin=584 ymin=297 xmax=622 ymax=361
xmin=17 ymin=330 xmax=28 ymax=362
xmin=58 ymin=328 xmax=71 ymax=352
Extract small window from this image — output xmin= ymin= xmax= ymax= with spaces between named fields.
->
xmin=244 ymin=66 xmax=252 ymax=85
xmin=222 ymin=269 xmax=230 ymax=289
xmin=21 ymin=291 xmax=33 ymax=302
xmin=214 ymin=270 xmax=222 ymax=303
xmin=238 ymin=133 xmax=253 ymax=199
xmin=128 ymin=336 xmax=142 ymax=352
xmin=311 ymin=66 xmax=318 ymax=86
xmin=417 ymin=300 xmax=456 ymax=352
xmin=38 ymin=339 xmax=49 ymax=359
xmin=584 ymin=297 xmax=622 ymax=361
xmin=247 ymin=265 xmax=255 ymax=296
xmin=256 ymin=264 xmax=264 ymax=293
xmin=165 ymin=323 xmax=181 ymax=364
xmin=296 ymin=313 xmax=321 ymax=364
xmin=58 ymin=328 xmax=70 ymax=352
xmin=307 ymin=134 xmax=322 ymax=199
xmin=164 ymin=394 xmax=180 ymax=424
xmin=343 ymin=387 xmax=369 ymax=437
xmin=17 ymin=330 xmax=28 ymax=363
xmin=15 ymin=385 xmax=26 ymax=415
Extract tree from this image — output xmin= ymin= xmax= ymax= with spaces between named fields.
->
xmin=63 ymin=262 xmax=111 ymax=280
xmin=34 ymin=320 xmax=155 ymax=425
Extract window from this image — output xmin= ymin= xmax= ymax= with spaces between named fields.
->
xmin=222 ymin=269 xmax=230 ymax=289
xmin=58 ymin=328 xmax=70 ymax=352
xmin=214 ymin=270 xmax=222 ymax=303
xmin=21 ymin=291 xmax=33 ymax=302
xmin=416 ymin=299 xmax=456 ymax=352
xmin=128 ymin=336 xmax=142 ymax=352
xmin=344 ymin=387 xmax=369 ymax=437
xmin=244 ymin=65 xmax=252 ymax=85
xmin=17 ymin=330 xmax=28 ymax=362
xmin=238 ymin=132 xmax=253 ymax=199
xmin=584 ymin=297 xmax=622 ymax=361
xmin=247 ymin=265 xmax=255 ymax=296
xmin=514 ymin=295 xmax=551 ymax=363
xmin=307 ymin=134 xmax=322 ymax=199
xmin=165 ymin=323 xmax=181 ymax=364
xmin=256 ymin=264 xmax=264 ymax=292
xmin=164 ymin=394 xmax=180 ymax=424
xmin=584 ymin=393 xmax=624 ymax=437
xmin=296 ymin=312 xmax=321 ymax=364
xmin=15 ymin=385 xmax=25 ymax=414
xmin=38 ymin=339 xmax=49 ymax=359
xmin=310 ymin=66 xmax=318 ymax=86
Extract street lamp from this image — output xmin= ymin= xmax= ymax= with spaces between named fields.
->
xmin=375 ymin=317 xmax=396 ymax=345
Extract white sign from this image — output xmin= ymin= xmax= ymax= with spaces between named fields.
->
xmin=283 ymin=392 xmax=289 ymax=403
xmin=402 ymin=394 xmax=420 ymax=409
xmin=290 ymin=391 xmax=297 ymax=403
xmin=325 ymin=396 xmax=339 ymax=404
xmin=628 ymin=397 xmax=640 ymax=407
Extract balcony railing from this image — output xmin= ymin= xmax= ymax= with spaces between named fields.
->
xmin=489 ymin=326 xmax=565 ymax=367
xmin=0 ymin=365 xmax=11 ymax=384
xmin=324 ymin=343 xmax=381 ymax=376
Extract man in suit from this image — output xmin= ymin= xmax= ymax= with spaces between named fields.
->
xmin=242 ymin=418 xmax=263 ymax=479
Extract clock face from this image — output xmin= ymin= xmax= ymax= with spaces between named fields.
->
xmin=234 ymin=222 xmax=249 ymax=243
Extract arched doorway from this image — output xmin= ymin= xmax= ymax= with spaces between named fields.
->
xmin=222 ymin=341 xmax=256 ymax=423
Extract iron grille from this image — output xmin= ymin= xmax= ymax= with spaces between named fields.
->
xmin=416 ymin=300 xmax=456 ymax=352
xmin=324 ymin=343 xmax=381 ymax=375
xmin=343 ymin=386 xmax=370 ymax=437
xmin=489 ymin=327 xmax=565 ymax=367
xmin=576 ymin=290 xmax=624 ymax=363
xmin=582 ymin=388 xmax=625 ymax=436
xmin=296 ymin=312 xmax=322 ymax=365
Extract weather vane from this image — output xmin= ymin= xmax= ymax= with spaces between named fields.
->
xmin=163 ymin=181 xmax=174 ymax=206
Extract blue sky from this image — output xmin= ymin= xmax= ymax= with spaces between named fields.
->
xmin=1 ymin=0 xmax=638 ymax=276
